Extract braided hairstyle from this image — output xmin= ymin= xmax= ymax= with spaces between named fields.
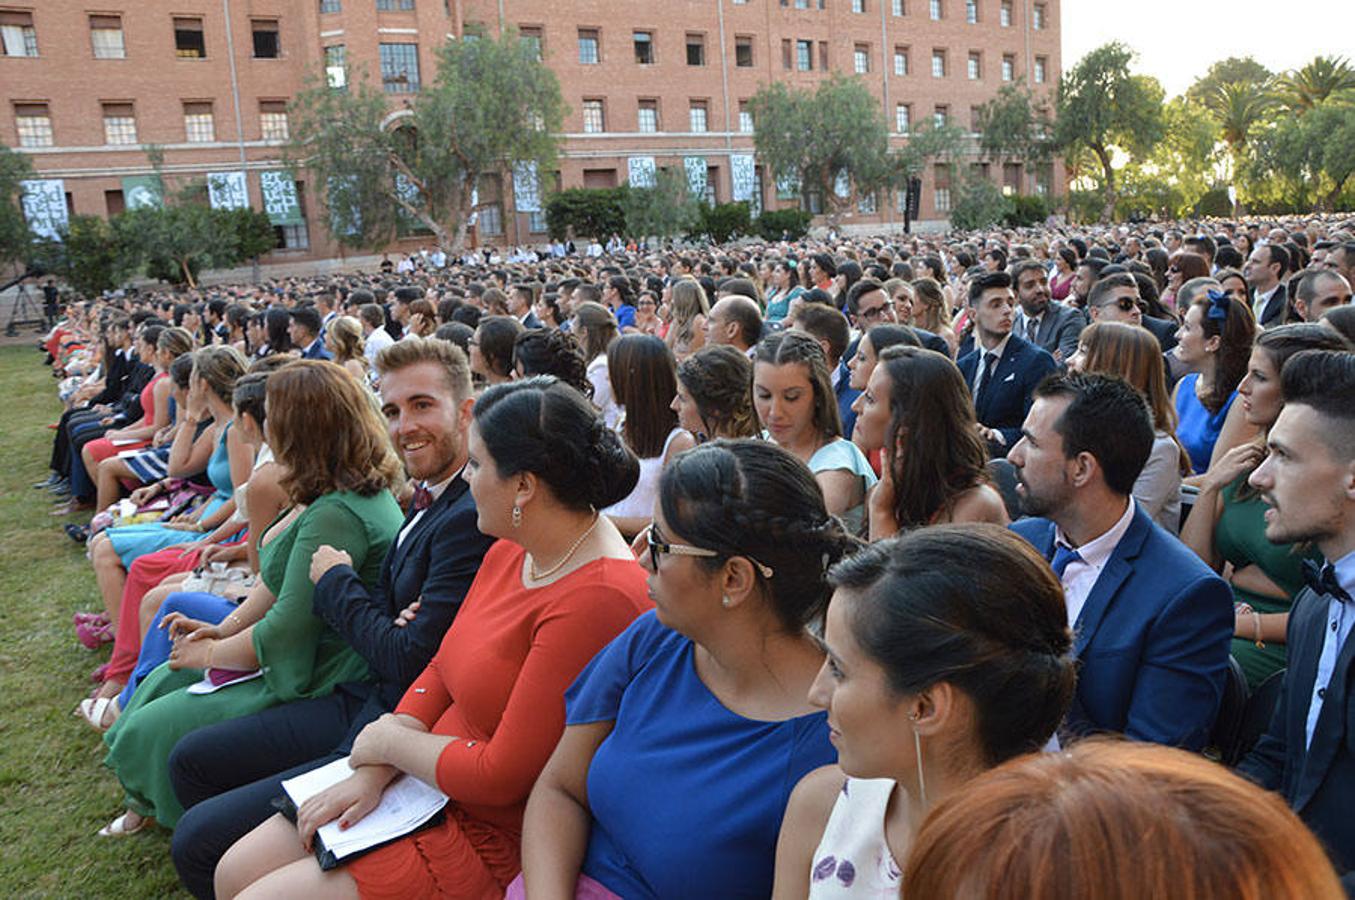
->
xmin=828 ymin=525 xmax=1075 ymax=766
xmin=676 ymin=344 xmax=758 ymax=440
xmin=659 ymin=440 xmax=860 ymax=633
xmin=512 ymin=329 xmax=593 ymax=399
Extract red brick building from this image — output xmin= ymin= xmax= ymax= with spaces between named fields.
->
xmin=2 ymin=0 xmax=1060 ymax=265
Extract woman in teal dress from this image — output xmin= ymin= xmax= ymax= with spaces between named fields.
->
xmin=99 ymin=360 xmax=404 ymax=836
xmin=1181 ymin=324 xmax=1351 ymax=688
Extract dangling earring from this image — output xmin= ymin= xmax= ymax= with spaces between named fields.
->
xmin=511 ymin=505 xmax=522 ymax=528
xmin=909 ymin=711 xmax=928 ymax=809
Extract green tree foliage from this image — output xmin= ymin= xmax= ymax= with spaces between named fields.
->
xmin=0 ymin=144 xmax=34 ymax=269
xmin=30 ymin=216 xmax=136 ymax=296
xmin=1203 ymin=81 xmax=1275 ymax=186
xmin=1185 ymin=57 xmax=1273 ymax=107
xmin=754 ymin=208 xmax=814 ymax=241
xmin=619 ymin=168 xmax=701 ymax=240
xmin=695 ymin=202 xmax=751 ymax=244
xmin=749 ymin=74 xmax=894 ymax=223
xmin=112 ymin=204 xmax=277 ymax=288
xmin=1115 ymin=97 xmax=1222 ymax=218
xmin=894 ymin=119 xmax=970 ymax=179
xmin=1276 ymin=55 xmax=1355 ymax=114
xmin=949 ymin=174 xmax=1011 ymax=231
xmin=1055 ymin=42 xmax=1166 ymax=221
xmin=545 ymin=188 xmax=626 ymax=241
xmin=1003 ymin=194 xmax=1052 ymax=228
xmin=289 ymin=29 xmax=565 ymax=253
xmin=976 ymin=82 xmax=1055 ymax=169
xmin=1246 ymin=104 xmax=1355 ymax=211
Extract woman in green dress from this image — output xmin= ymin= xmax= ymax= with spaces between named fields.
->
xmin=1181 ymin=323 xmax=1351 ymax=689
xmin=99 ymin=360 xmax=404 ymax=836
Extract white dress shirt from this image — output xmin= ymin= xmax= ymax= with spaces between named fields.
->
xmin=971 ymin=333 xmax=1012 ymax=400
xmin=1054 ymin=498 xmax=1137 ymax=628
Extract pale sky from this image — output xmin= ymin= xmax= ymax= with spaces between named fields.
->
xmin=1061 ymin=0 xmax=1355 ymax=98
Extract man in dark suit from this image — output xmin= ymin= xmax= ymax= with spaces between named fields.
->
xmin=509 ymin=283 xmax=544 ymax=330
xmin=1238 ymin=351 xmax=1355 ymax=889
xmin=1244 ymin=243 xmax=1292 ymax=328
xmin=957 ymin=271 xmax=1058 ymax=457
xmin=791 ymin=302 xmax=856 ymax=437
xmin=289 ymin=305 xmax=332 ymax=360
xmin=1085 ymin=272 xmax=1180 ymax=353
xmin=168 ymin=338 xmax=494 ymax=899
xmin=1009 ymin=372 xmax=1234 ymax=749
xmin=1011 ymin=258 xmax=1085 ymax=364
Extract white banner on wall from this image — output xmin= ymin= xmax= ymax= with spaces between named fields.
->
xmin=684 ymin=156 xmax=707 ymax=196
xmin=730 ymin=154 xmax=756 ymax=203
xmin=21 ymin=179 xmax=67 ymax=240
xmin=627 ymin=156 xmax=657 ymax=189
xmin=513 ymin=162 xmax=542 ymax=212
xmin=207 ymin=171 xmax=249 ymax=210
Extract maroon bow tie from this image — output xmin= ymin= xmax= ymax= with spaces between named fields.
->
xmin=412 ymin=483 xmax=433 ymax=511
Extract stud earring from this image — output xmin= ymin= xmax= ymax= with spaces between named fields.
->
xmin=511 ymin=505 xmax=522 ymax=528
xmin=721 ymin=595 xmax=733 ymax=608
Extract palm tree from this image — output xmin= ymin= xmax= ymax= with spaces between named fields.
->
xmin=1205 ymin=80 xmax=1275 ymax=154
xmin=1276 ymin=55 xmax=1355 ymax=114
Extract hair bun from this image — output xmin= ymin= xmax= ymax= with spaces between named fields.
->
xmin=585 ymin=421 xmax=640 ymax=509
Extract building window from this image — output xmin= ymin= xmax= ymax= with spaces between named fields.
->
xmin=102 ymin=102 xmax=137 ymax=145
xmin=578 ymin=29 xmax=599 ymax=64
xmin=1033 ymin=3 xmax=1045 ymax=28
xmin=796 ymin=39 xmax=812 ymax=71
xmin=934 ymin=105 xmax=948 ymax=128
xmin=686 ymin=33 xmax=705 ymax=66
xmin=633 ymin=30 xmax=653 ymax=64
xmin=739 ymin=102 xmax=754 ymax=133
xmin=324 ymin=44 xmax=346 ymax=88
xmin=183 ymin=102 xmax=215 ymax=142
xmin=320 ymin=0 xmax=342 ymax=13
xmin=689 ymin=101 xmax=708 ymax=133
xmin=260 ymin=100 xmax=289 ymax=140
xmin=892 ymin=0 xmax=904 ymax=13
xmin=376 ymin=0 xmax=415 ymax=9
xmin=1003 ymin=162 xmax=1021 ymax=196
xmin=89 ymin=15 xmax=125 ymax=60
xmin=934 ymin=164 xmax=951 ymax=212
xmin=252 ymin=20 xmax=280 ymax=58
xmin=1000 ymin=0 xmax=1012 ymax=25
xmin=1034 ymin=56 xmax=1047 ymax=83
xmin=852 ymin=0 xmax=866 ymax=11
xmin=528 ymin=210 xmax=547 ymax=233
xmin=894 ymin=47 xmax=908 ymax=75
xmin=931 ymin=49 xmax=945 ymax=78
xmin=14 ymin=103 xmax=53 ymax=148
xmin=518 ymin=26 xmax=543 ymax=61
xmin=735 ymin=35 xmax=753 ymax=67
xmin=854 ymin=45 xmax=869 ymax=74
xmin=966 ymin=0 xmax=978 ymax=22
xmin=929 ymin=0 xmax=942 ymax=19
xmin=967 ymin=52 xmax=980 ymax=80
xmin=0 ymin=11 xmax=38 ymax=57
xmin=1002 ymin=54 xmax=1014 ymax=81
xmin=582 ymin=98 xmax=604 ymax=133
xmin=379 ymin=43 xmax=420 ymax=92
xmin=858 ymin=192 xmax=876 ymax=214
xmin=894 ymin=103 xmax=910 ymax=133
xmin=174 ymin=17 xmax=206 ymax=59
xmin=638 ymin=100 xmax=658 ymax=132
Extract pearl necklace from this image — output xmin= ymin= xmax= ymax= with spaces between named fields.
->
xmin=528 ymin=512 xmax=601 ymax=581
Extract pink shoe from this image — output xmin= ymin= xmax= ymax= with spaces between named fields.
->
xmin=76 ymin=621 xmax=114 ymax=650
xmin=73 ymin=611 xmax=110 ymax=627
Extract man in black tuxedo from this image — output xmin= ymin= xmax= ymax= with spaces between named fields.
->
xmin=1244 ymin=243 xmax=1292 ymax=329
xmin=168 ymin=338 xmax=494 ymax=899
xmin=1011 ymin=258 xmax=1086 ymax=364
xmin=1239 ymin=351 xmax=1355 ymax=891
xmin=957 ymin=271 xmax=1057 ymax=458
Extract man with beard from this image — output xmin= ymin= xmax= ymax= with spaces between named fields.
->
xmin=1240 ymin=351 xmax=1355 ymax=889
xmin=1010 ymin=258 xmax=1086 ymax=363
xmin=1009 ymin=372 xmax=1233 ymax=749
xmin=168 ymin=338 xmax=494 ymax=898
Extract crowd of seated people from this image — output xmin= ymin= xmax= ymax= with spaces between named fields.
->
xmin=28 ymin=214 xmax=1355 ymax=897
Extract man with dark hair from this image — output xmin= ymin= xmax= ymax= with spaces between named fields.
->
xmin=1011 ymin=258 xmax=1085 ymax=363
xmin=508 ymin=284 xmax=543 ymax=329
xmin=1184 ymin=233 xmax=1217 ymax=267
xmin=1321 ymin=241 xmax=1355 ymax=289
xmin=1240 ymin=351 xmax=1355 ymax=887
xmin=288 ymin=305 xmax=331 ymax=360
xmin=390 ymin=286 xmax=422 ymax=339
xmin=790 ymin=304 xmax=856 ymax=436
xmin=168 ymin=338 xmax=495 ymax=898
xmin=359 ymin=302 xmax=394 ymax=365
xmin=1009 ymin=371 xmax=1233 ymax=749
xmin=1245 ymin=243 xmax=1292 ymax=328
xmin=1072 ymin=257 xmax=1108 ymax=306
xmin=1291 ymin=269 xmax=1353 ymax=323
xmin=846 ymin=278 xmax=950 ymax=356
xmin=313 ymin=288 xmax=338 ymax=339
xmin=957 ymin=271 xmax=1058 ymax=457
xmin=705 ymin=295 xmax=763 ymax=356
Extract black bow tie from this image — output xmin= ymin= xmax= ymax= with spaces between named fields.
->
xmin=1303 ymin=560 xmax=1352 ymax=602
xmin=412 ymin=483 xmax=433 ymax=512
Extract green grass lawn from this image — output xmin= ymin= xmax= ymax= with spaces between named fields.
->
xmin=0 ymin=344 xmax=184 ymax=898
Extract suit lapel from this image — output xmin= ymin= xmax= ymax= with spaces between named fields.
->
xmin=388 ymin=477 xmax=465 ymax=576
xmin=1296 ymin=597 xmax=1355 ymax=809
xmin=1072 ymin=508 xmax=1151 ymax=656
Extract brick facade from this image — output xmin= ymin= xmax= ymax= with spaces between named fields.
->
xmin=2 ymin=0 xmax=1059 ymax=265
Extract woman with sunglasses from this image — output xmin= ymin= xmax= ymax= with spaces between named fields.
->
xmin=518 ymin=441 xmax=858 ymax=900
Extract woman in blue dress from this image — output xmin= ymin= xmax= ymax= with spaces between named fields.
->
xmin=88 ymin=347 xmax=251 ymax=630
xmin=1172 ymin=290 xmax=1259 ymax=478
xmin=517 ymin=441 xmax=858 ymax=899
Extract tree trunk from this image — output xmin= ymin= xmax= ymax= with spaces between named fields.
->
xmin=180 ymin=256 xmax=197 ymax=289
xmin=1095 ymin=145 xmax=1117 ymax=222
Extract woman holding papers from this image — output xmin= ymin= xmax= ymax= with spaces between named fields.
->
xmin=217 ymin=378 xmax=651 ymax=899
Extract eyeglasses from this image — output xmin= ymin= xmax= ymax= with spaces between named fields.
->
xmin=646 ymin=526 xmax=774 ymax=578
xmin=859 ymin=305 xmax=888 ymax=321
xmin=1097 ymin=296 xmax=1140 ymax=312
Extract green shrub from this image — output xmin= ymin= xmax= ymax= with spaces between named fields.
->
xmin=544 ymin=187 xmax=627 ymax=241
xmin=693 ymin=202 xmax=751 ymax=244
xmin=1003 ymin=194 xmax=1052 ymax=228
xmin=755 ymin=207 xmax=814 ymax=241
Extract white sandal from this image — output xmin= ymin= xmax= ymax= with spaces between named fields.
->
xmin=76 ymin=696 xmax=120 ymax=732
xmin=97 ymin=811 xmax=152 ymax=837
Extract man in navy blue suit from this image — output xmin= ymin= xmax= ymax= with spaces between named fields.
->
xmin=1239 ymin=351 xmax=1355 ymax=889
xmin=790 ymin=303 xmax=856 ymax=438
xmin=1008 ymin=371 xmax=1234 ymax=749
xmin=957 ymin=271 xmax=1057 ymax=457
xmin=168 ymin=338 xmax=493 ymax=897
xmin=289 ymin=305 xmax=332 ymax=360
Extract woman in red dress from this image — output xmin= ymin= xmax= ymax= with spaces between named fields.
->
xmin=217 ymin=377 xmax=652 ymax=899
